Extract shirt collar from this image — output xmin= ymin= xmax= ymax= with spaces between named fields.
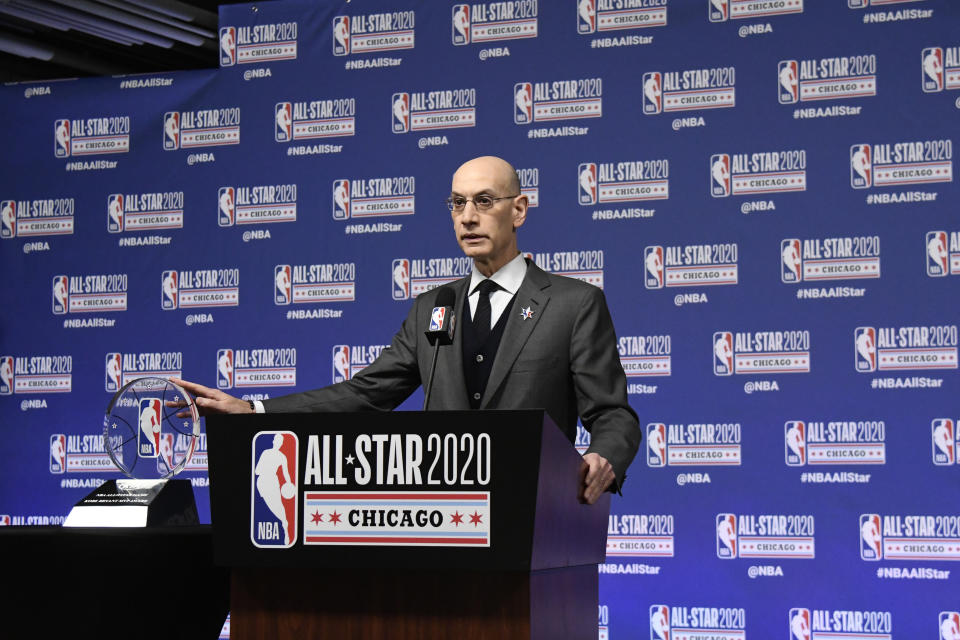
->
xmin=469 ymin=253 xmax=527 ymax=296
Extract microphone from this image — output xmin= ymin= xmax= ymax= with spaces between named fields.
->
xmin=423 ymin=287 xmax=456 ymax=410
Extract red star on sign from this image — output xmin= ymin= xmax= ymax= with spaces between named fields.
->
xmin=450 ymin=511 xmax=464 ymax=526
xmin=469 ymin=511 xmax=483 ymax=526
xmin=311 ymin=510 xmax=323 ymax=525
xmin=329 ymin=510 xmax=342 ymax=525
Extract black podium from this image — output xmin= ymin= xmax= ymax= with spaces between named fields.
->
xmin=207 ymin=409 xmax=610 ymax=640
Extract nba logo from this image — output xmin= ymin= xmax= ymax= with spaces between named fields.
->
xmin=514 ymin=82 xmax=533 ymax=124
xmin=107 ymin=194 xmax=124 ymax=233
xmin=644 ymin=246 xmax=664 ymax=289
xmin=392 ymin=258 xmax=411 ymax=300
xmin=430 ymin=306 xmax=446 ymax=332
xmin=275 ymin=102 xmax=292 ymax=142
xmin=710 ymin=154 xmax=730 ymax=197
xmin=392 ymin=93 xmax=410 ymax=133
xmin=788 ymin=608 xmax=811 ymax=640
xmin=163 ymin=112 xmax=180 ymax=150
xmin=713 ymin=331 xmax=734 ymax=376
xmin=708 ymin=0 xmax=729 ymax=22
xmin=923 ymin=47 xmax=944 ymax=92
xmin=716 ymin=513 xmax=737 ymax=558
xmin=649 ymin=605 xmax=670 ymax=640
xmin=138 ymin=398 xmax=162 ymax=458
xmin=161 ymin=270 xmax=178 ymax=309
xmin=0 ymin=355 xmax=13 ymax=395
xmin=52 ymin=275 xmax=68 ymax=315
xmin=251 ymin=430 xmax=299 ymax=548
xmin=781 ymin=239 xmax=802 ymax=283
xmin=578 ymin=163 xmax=597 ymax=205
xmin=274 ymin=264 xmax=292 ymax=305
xmin=778 ymin=60 xmax=799 ymax=104
xmin=850 ymin=144 xmax=872 ymax=189
xmin=577 ymin=0 xmax=596 ymax=33
xmin=217 ymin=349 xmax=234 ymax=389
xmin=848 ymin=0 xmax=868 ymax=7
xmin=932 ymin=418 xmax=956 ymax=465
xmin=940 ymin=612 xmax=960 ymax=640
xmin=854 ymin=326 xmax=876 ymax=372
xmin=50 ymin=434 xmax=66 ymax=474
xmin=219 ymin=26 xmax=236 ymax=66
xmin=157 ymin=433 xmax=175 ymax=473
xmin=218 ymin=186 xmax=235 ymax=227
xmin=54 ymin=119 xmax=70 ymax=157
xmin=642 ymin=72 xmax=662 ymax=114
xmin=0 ymin=515 xmax=9 ymax=526
xmin=1 ymin=200 xmax=16 ymax=238
xmin=332 ymin=180 xmax=350 ymax=220
xmin=332 ymin=16 xmax=350 ymax=56
xmin=332 ymin=345 xmax=350 ymax=383
xmin=927 ymin=231 xmax=949 ymax=277
xmin=105 ymin=353 xmax=122 ymax=392
xmin=785 ymin=421 xmax=806 ymax=466
xmin=452 ymin=5 xmax=470 ymax=45
xmin=647 ymin=423 xmax=666 ymax=467
xmin=859 ymin=513 xmax=882 ymax=560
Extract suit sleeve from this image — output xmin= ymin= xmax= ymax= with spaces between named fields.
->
xmin=262 ymin=301 xmax=423 ymax=413
xmin=569 ymin=285 xmax=641 ymax=487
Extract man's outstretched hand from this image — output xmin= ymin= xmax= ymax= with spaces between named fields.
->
xmin=168 ymin=378 xmax=254 ymax=416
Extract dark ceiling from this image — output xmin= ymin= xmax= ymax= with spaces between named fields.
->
xmin=0 ymin=0 xmax=230 ymax=82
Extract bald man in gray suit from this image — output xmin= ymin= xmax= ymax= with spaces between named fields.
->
xmin=174 ymin=156 xmax=640 ymax=504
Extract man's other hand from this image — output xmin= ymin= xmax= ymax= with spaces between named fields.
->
xmin=579 ymin=452 xmax=614 ymax=505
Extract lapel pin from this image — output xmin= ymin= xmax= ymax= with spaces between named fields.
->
xmin=520 ymin=306 xmax=534 ymax=320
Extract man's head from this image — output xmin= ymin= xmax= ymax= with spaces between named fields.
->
xmin=450 ymin=156 xmax=528 ymax=277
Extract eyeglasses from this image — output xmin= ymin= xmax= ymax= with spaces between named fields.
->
xmin=445 ymin=194 xmax=520 ymax=212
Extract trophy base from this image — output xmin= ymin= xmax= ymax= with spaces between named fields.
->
xmin=63 ymin=478 xmax=199 ymax=527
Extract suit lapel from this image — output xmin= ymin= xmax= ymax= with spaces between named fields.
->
xmin=437 ymin=276 xmax=470 ymax=409
xmin=481 ymin=261 xmax=552 ymax=408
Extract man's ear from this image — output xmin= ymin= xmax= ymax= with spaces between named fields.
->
xmin=512 ymin=195 xmax=529 ymax=230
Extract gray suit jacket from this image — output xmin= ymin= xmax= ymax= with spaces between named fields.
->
xmin=264 ymin=260 xmax=641 ymax=485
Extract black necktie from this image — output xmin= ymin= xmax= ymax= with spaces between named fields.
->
xmin=473 ymin=279 xmax=500 ymax=341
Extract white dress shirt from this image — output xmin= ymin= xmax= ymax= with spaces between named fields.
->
xmin=467 ymin=252 xmax=528 ymax=329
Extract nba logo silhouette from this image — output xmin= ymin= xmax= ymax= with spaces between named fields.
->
xmin=217 ymin=349 xmax=234 ymax=389
xmin=54 ymin=119 xmax=70 ymax=157
xmin=1 ymin=200 xmax=15 ymax=238
xmin=0 ymin=515 xmax=9 ymax=526
xmin=854 ymin=327 xmax=876 ymax=372
xmin=578 ymin=163 xmax=597 ymax=205
xmin=859 ymin=513 xmax=882 ymax=560
xmin=430 ymin=306 xmax=446 ymax=332
xmin=332 ymin=16 xmax=350 ymax=56
xmin=789 ymin=608 xmax=811 ymax=640
xmin=923 ymin=47 xmax=944 ymax=92
xmin=514 ymin=83 xmax=533 ymax=124
xmin=785 ymin=421 xmax=806 ymax=466
xmin=716 ymin=513 xmax=737 ymax=558
xmin=161 ymin=270 xmax=178 ymax=309
xmin=649 ymin=605 xmax=670 ymax=640
xmin=940 ymin=612 xmax=960 ymax=640
xmin=138 ymin=398 xmax=162 ymax=458
xmin=452 ymin=5 xmax=470 ymax=45
xmin=708 ymin=0 xmax=729 ymax=22
xmin=713 ymin=331 xmax=734 ymax=376
xmin=332 ymin=180 xmax=350 ymax=220
xmin=710 ymin=154 xmax=731 ymax=197
xmin=781 ymin=239 xmax=802 ymax=283
xmin=107 ymin=194 xmax=124 ymax=233
xmin=275 ymin=102 xmax=292 ymax=142
xmin=105 ymin=353 xmax=122 ymax=392
xmin=52 ymin=275 xmax=68 ymax=315
xmin=50 ymin=434 xmax=66 ymax=474
xmin=778 ymin=60 xmax=799 ymax=104
xmin=927 ymin=231 xmax=949 ymax=277
xmin=332 ymin=345 xmax=350 ymax=383
xmin=647 ymin=423 xmax=666 ymax=467
xmin=218 ymin=186 xmax=235 ymax=227
xmin=577 ymin=0 xmax=596 ymax=33
xmin=642 ymin=72 xmax=662 ymax=114
xmin=392 ymin=93 xmax=410 ymax=133
xmin=274 ymin=264 xmax=292 ymax=305
xmin=163 ymin=112 xmax=180 ymax=150
xmin=932 ymin=418 xmax=956 ymax=465
xmin=848 ymin=0 xmax=868 ymax=8
xmin=392 ymin=258 xmax=411 ymax=300
xmin=644 ymin=246 xmax=664 ymax=289
xmin=157 ymin=433 xmax=175 ymax=473
xmin=219 ymin=26 xmax=236 ymax=66
xmin=251 ymin=430 xmax=299 ymax=548
xmin=0 ymin=355 xmax=13 ymax=395
xmin=850 ymin=144 xmax=872 ymax=189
